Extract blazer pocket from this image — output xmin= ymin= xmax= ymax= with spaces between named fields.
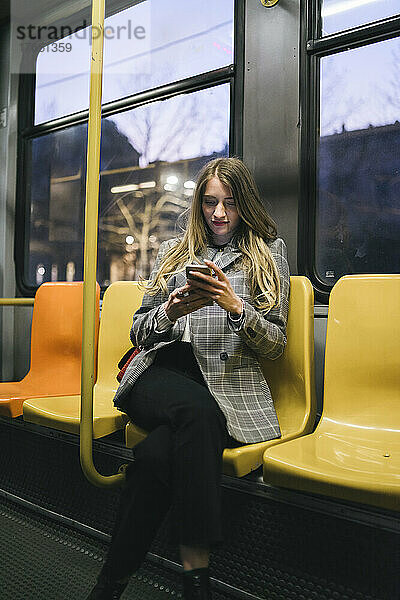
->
xmin=231 ymin=357 xmax=258 ymax=371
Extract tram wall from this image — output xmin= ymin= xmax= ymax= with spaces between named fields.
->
xmin=242 ymin=0 xmax=300 ymax=269
xmin=0 ymin=22 xmax=16 ymax=382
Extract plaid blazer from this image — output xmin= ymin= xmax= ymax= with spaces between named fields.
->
xmin=113 ymin=237 xmax=290 ymax=443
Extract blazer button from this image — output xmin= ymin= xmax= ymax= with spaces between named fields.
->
xmin=247 ymin=327 xmax=256 ymax=338
xmin=220 ymin=352 xmax=228 ymax=361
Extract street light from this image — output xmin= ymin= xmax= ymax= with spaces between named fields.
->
xmin=184 ymin=180 xmax=196 ymax=189
xmin=110 ymin=184 xmax=138 ymax=193
xmin=139 ymin=181 xmax=156 ymax=189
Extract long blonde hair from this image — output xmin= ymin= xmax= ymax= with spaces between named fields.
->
xmin=141 ymin=157 xmax=281 ymax=314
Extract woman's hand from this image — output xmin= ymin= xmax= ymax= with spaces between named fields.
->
xmin=164 ymin=282 xmax=213 ymax=323
xmin=186 ymin=259 xmax=243 ymax=315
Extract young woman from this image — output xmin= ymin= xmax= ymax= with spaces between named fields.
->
xmin=88 ymin=157 xmax=290 ymax=600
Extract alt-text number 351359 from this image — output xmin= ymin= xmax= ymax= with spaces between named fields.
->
xmin=40 ymin=43 xmax=72 ymax=53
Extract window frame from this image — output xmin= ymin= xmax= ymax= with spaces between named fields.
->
xmin=298 ymin=0 xmax=400 ymax=303
xmin=15 ymin=0 xmax=244 ymax=296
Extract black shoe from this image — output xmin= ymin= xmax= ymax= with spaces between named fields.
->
xmin=86 ymin=574 xmax=129 ymax=600
xmin=183 ymin=567 xmax=212 ymax=599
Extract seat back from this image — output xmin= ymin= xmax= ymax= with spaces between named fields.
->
xmin=260 ymin=276 xmax=316 ymax=437
xmin=96 ymin=281 xmax=145 ymax=392
xmin=27 ymin=282 xmax=100 ymax=392
xmin=322 ymin=275 xmax=400 ymax=430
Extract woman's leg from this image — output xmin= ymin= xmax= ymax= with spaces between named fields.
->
xmin=100 ymin=424 xmax=173 ymax=582
xmin=180 ymin=545 xmax=210 ymax=570
xmin=87 ymin=424 xmax=174 ymax=599
xmin=129 ymin=362 xmax=229 ymax=549
xmin=89 ymin=345 xmax=229 ymax=598
xmin=128 ymin=362 xmax=228 ymax=599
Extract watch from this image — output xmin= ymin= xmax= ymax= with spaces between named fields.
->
xmin=229 ymin=298 xmax=245 ymax=321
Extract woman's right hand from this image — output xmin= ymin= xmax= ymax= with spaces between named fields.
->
xmin=164 ymin=284 xmax=212 ymax=323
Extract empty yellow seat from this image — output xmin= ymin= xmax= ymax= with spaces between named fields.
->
xmin=126 ymin=276 xmax=316 ymax=477
xmin=263 ymin=275 xmax=400 ymax=512
xmin=0 ymin=282 xmax=99 ymax=418
xmin=23 ymin=281 xmax=144 ymax=438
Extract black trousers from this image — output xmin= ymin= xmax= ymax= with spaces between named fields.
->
xmin=102 ymin=342 xmax=236 ymax=581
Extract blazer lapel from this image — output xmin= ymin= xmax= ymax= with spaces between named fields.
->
xmin=209 ymin=237 xmax=242 ymax=271
xmin=195 ymin=245 xmax=242 ymax=272
xmin=174 ymin=271 xmax=186 ymax=289
xmin=213 ymin=247 xmax=242 ymax=272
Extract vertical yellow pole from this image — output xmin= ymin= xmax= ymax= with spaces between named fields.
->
xmin=80 ymin=0 xmax=124 ymax=488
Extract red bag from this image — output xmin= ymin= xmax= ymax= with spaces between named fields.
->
xmin=117 ymin=346 xmax=141 ymax=382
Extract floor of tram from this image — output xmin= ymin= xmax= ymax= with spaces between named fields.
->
xmin=0 ymin=495 xmax=231 ymax=600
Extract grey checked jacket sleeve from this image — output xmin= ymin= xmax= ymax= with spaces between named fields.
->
xmin=130 ymin=240 xmax=177 ymax=349
xmin=227 ymin=238 xmax=290 ymax=360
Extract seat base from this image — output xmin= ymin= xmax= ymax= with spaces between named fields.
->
xmin=23 ymin=393 xmax=128 ymax=439
xmin=264 ymin=429 xmax=400 ymax=512
xmin=0 ymin=381 xmax=81 ymax=418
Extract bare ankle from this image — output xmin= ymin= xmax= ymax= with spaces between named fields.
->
xmin=180 ymin=544 xmax=210 ymax=571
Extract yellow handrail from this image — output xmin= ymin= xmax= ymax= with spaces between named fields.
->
xmin=80 ymin=0 xmax=124 ymax=488
xmin=0 ymin=299 xmax=34 ymax=306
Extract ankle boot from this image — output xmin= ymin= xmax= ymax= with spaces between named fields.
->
xmin=86 ymin=574 xmax=129 ymax=600
xmin=183 ymin=567 xmax=212 ymax=599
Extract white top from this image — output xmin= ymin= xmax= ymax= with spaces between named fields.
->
xmin=181 ymin=314 xmax=191 ymax=342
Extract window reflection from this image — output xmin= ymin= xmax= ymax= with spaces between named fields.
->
xmin=321 ymin=0 xmax=399 ymax=37
xmin=27 ymin=84 xmax=230 ymax=287
xmin=34 ymin=0 xmax=234 ymax=124
xmin=316 ymin=39 xmax=400 ymax=283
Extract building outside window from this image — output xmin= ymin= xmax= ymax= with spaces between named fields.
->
xmin=305 ymin=0 xmax=400 ymax=294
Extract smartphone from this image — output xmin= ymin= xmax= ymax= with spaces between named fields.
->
xmin=185 ymin=264 xmax=213 ymax=305
xmin=185 ymin=264 xmax=212 ymax=279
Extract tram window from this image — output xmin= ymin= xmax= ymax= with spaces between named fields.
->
xmin=25 ymin=84 xmax=230 ymax=288
xmin=316 ymin=38 xmax=400 ymax=285
xmin=34 ymin=0 xmax=234 ymax=124
xmin=321 ymin=0 xmax=399 ymax=37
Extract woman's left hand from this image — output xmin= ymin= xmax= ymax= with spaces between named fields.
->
xmin=187 ymin=259 xmax=243 ymax=315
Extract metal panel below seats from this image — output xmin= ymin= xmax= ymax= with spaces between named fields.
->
xmin=0 ymin=418 xmax=399 ymax=600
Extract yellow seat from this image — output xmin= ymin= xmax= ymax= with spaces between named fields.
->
xmin=126 ymin=276 xmax=316 ymax=477
xmin=263 ymin=275 xmax=400 ymax=512
xmin=0 ymin=282 xmax=99 ymax=418
xmin=23 ymin=282 xmax=144 ymax=439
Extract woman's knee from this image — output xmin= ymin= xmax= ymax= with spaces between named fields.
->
xmin=176 ymin=400 xmax=226 ymax=439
